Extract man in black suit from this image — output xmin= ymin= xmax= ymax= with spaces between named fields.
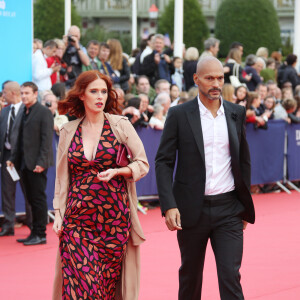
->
xmin=0 ymin=81 xmax=32 ymax=236
xmin=155 ymin=57 xmax=255 ymax=300
xmin=139 ymin=34 xmax=172 ymax=87
xmin=8 ymin=82 xmax=54 ymax=245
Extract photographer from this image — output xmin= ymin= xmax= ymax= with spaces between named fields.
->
xmin=62 ymin=25 xmax=90 ymax=88
xmin=122 ymin=97 xmax=149 ymax=128
xmin=46 ymin=39 xmax=68 ymax=85
xmin=139 ymin=34 xmax=172 ymax=87
xmin=32 ymin=40 xmax=60 ymax=91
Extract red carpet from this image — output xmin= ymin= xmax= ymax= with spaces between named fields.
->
xmin=0 ymin=191 xmax=300 ymax=299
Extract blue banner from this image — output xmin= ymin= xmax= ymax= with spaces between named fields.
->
xmin=135 ymin=127 xmax=162 ymax=197
xmin=0 ymin=122 xmax=293 ymax=214
xmin=286 ymin=123 xmax=300 ymax=181
xmin=0 ymin=0 xmax=32 ymax=86
xmin=246 ymin=120 xmax=285 ymax=185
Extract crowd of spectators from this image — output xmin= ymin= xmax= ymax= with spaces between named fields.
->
xmin=1 ymin=26 xmax=300 ymax=133
xmin=1 ymin=26 xmax=300 ymax=208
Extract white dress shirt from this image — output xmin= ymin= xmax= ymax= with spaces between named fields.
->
xmin=32 ymin=49 xmax=53 ymax=91
xmin=5 ymin=101 xmax=23 ymax=150
xmin=140 ymin=46 xmax=153 ymax=64
xmin=149 ymin=116 xmax=164 ymax=129
xmin=198 ymin=96 xmax=235 ymax=195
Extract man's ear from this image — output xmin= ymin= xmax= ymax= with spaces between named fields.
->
xmin=193 ymin=73 xmax=199 ymax=86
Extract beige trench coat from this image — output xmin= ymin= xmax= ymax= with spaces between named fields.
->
xmin=52 ymin=113 xmax=149 ymax=300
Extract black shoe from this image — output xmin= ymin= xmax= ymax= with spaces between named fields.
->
xmin=23 ymin=235 xmax=46 ymax=246
xmin=0 ymin=228 xmax=14 ymax=236
xmin=17 ymin=233 xmax=33 ymax=243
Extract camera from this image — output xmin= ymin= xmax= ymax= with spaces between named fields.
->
xmin=160 ymin=54 xmax=165 ymax=59
xmin=60 ymin=67 xmax=67 ymax=76
xmin=68 ymin=35 xmax=75 ymax=43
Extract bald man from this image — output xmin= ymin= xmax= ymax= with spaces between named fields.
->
xmin=62 ymin=25 xmax=90 ymax=87
xmin=0 ymin=82 xmax=31 ymax=236
xmin=156 ymin=57 xmax=255 ymax=299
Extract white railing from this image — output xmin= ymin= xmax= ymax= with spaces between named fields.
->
xmin=74 ymin=0 xmax=171 ymax=13
xmin=273 ymin=0 xmax=294 ymax=9
xmin=74 ymin=0 xmax=295 ymax=14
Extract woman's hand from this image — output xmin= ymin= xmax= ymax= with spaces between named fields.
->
xmin=53 ymin=211 xmax=63 ymax=237
xmin=97 ymin=168 xmax=118 ymax=182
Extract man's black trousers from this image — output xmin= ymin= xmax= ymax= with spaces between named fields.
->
xmin=177 ymin=191 xmax=245 ymax=300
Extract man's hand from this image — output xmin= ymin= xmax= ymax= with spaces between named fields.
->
xmin=243 ymin=221 xmax=248 ymax=230
xmin=70 ymin=35 xmax=80 ymax=49
xmin=163 ymin=54 xmax=171 ymax=64
xmin=33 ymin=165 xmax=45 ymax=173
xmin=122 ymin=107 xmax=140 ymax=124
xmin=255 ymin=116 xmax=266 ymax=126
xmin=6 ymin=160 xmax=14 ymax=169
xmin=51 ymin=62 xmax=61 ymax=73
xmin=154 ymin=53 xmax=161 ymax=64
xmin=165 ymin=208 xmax=182 ymax=231
xmin=147 ymin=105 xmax=154 ymax=113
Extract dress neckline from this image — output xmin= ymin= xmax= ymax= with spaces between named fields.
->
xmin=80 ymin=119 xmax=108 ymax=162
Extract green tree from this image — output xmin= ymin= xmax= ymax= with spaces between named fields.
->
xmin=215 ymin=0 xmax=281 ymax=57
xmin=34 ymin=0 xmax=81 ymax=42
xmin=158 ymin=0 xmax=209 ymax=52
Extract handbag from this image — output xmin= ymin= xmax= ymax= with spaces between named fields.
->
xmin=229 ymin=63 xmax=246 ymax=88
xmin=116 ymin=143 xmax=133 ymax=167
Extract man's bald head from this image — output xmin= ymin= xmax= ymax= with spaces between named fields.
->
xmin=196 ymin=56 xmax=223 ymax=75
xmin=3 ymin=81 xmax=21 ymax=103
xmin=194 ymin=56 xmax=224 ymax=102
xmin=68 ymin=25 xmax=81 ymax=39
xmin=4 ymin=81 xmax=20 ymax=93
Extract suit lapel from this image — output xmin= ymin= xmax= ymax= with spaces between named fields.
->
xmin=12 ymin=103 xmax=25 ymax=130
xmin=2 ymin=107 xmax=10 ymax=129
xmin=223 ymin=101 xmax=239 ymax=166
xmin=186 ymin=98 xmax=205 ymax=164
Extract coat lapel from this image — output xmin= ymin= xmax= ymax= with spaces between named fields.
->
xmin=61 ymin=117 xmax=83 ymax=157
xmin=2 ymin=107 xmax=10 ymax=128
xmin=12 ymin=103 xmax=24 ymax=130
xmin=186 ymin=98 xmax=205 ymax=164
xmin=223 ymin=101 xmax=239 ymax=167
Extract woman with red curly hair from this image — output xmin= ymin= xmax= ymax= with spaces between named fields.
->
xmin=52 ymin=70 xmax=149 ymax=299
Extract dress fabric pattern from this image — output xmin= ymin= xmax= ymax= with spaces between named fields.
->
xmin=60 ymin=119 xmax=131 ymax=300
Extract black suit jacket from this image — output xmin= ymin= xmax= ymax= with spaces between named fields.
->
xmin=11 ymin=101 xmax=54 ymax=170
xmin=139 ymin=51 xmax=172 ymax=87
xmin=155 ymin=97 xmax=255 ymax=228
xmin=0 ymin=103 xmax=25 ymax=163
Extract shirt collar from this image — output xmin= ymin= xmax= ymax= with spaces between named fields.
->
xmin=14 ymin=101 xmax=22 ymax=110
xmin=197 ymin=95 xmax=224 ymax=116
xmin=89 ymin=57 xmax=97 ymax=62
xmin=24 ymin=101 xmax=38 ymax=115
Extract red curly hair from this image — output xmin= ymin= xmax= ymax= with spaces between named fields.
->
xmin=58 ymin=71 xmax=121 ymax=117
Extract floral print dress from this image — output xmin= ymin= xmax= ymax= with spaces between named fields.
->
xmin=60 ymin=119 xmax=131 ymax=299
